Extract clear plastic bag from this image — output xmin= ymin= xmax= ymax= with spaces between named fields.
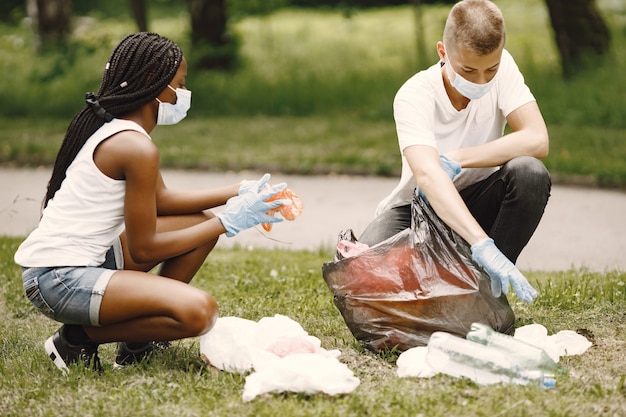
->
xmin=322 ymin=194 xmax=515 ymax=353
xmin=262 ymin=188 xmax=304 ymax=232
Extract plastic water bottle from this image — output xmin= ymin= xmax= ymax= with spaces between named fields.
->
xmin=466 ymin=322 xmax=565 ymax=377
xmin=425 ymin=332 xmax=555 ymax=388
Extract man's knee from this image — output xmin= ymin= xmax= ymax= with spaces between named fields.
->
xmin=359 ymin=205 xmax=411 ymax=246
xmin=503 ymin=156 xmax=551 ymax=192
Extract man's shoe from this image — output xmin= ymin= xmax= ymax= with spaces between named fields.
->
xmin=44 ymin=326 xmax=102 ymax=373
xmin=114 ymin=341 xmax=171 ymax=369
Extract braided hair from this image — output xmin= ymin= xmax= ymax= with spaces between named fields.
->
xmin=43 ymin=32 xmax=183 ymax=207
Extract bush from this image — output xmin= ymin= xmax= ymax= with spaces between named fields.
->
xmin=0 ymin=1 xmax=624 ymax=128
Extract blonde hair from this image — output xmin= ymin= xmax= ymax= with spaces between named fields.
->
xmin=443 ymin=0 xmax=505 ymax=56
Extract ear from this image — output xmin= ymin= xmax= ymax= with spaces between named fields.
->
xmin=436 ymin=41 xmax=446 ymax=62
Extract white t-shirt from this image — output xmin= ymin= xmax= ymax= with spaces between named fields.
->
xmin=14 ymin=119 xmax=150 ymax=267
xmin=375 ymin=49 xmax=535 ymax=216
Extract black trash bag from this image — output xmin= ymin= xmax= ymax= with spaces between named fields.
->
xmin=322 ymin=194 xmax=515 ymax=353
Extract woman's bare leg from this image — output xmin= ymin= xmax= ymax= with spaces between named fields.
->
xmin=84 ymin=210 xmax=220 ymax=343
xmin=87 ymin=271 xmax=218 ymax=343
xmin=122 ymin=211 xmax=220 ymax=282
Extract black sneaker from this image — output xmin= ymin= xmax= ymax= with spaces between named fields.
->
xmin=113 ymin=341 xmax=171 ymax=369
xmin=44 ymin=327 xmax=102 ymax=373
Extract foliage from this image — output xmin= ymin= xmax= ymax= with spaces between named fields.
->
xmin=0 ymin=0 xmax=24 ymax=24
xmin=228 ymin=0 xmax=289 ymax=19
xmin=287 ymin=0 xmax=454 ymax=7
xmin=1 ymin=2 xmax=624 ymax=122
xmin=1 ymin=237 xmax=625 ymax=416
xmin=188 ymin=33 xmax=242 ymax=71
xmin=0 ymin=1 xmax=625 ymax=186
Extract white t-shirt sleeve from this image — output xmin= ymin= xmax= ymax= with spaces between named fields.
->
xmin=393 ymin=71 xmax=438 ymax=152
xmin=375 ymin=51 xmax=537 ymax=213
xmin=497 ymin=49 xmax=535 ymax=117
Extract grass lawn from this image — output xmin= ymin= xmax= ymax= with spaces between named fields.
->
xmin=1 ymin=237 xmax=625 ymax=416
xmin=1 ymin=1 xmax=625 ymax=414
xmin=2 ymin=115 xmax=625 ymax=188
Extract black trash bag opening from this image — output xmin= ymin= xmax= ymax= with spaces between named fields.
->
xmin=322 ymin=194 xmax=515 ymax=353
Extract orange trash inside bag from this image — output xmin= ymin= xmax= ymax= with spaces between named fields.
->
xmin=262 ymin=188 xmax=304 ymax=231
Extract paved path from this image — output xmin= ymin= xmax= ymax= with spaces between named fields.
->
xmin=2 ymin=168 xmax=625 ymax=272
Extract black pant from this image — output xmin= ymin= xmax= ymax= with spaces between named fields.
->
xmin=359 ymin=156 xmax=552 ymax=263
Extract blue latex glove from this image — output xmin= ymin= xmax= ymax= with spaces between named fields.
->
xmin=218 ymin=183 xmax=289 ymax=237
xmin=471 ymin=238 xmax=538 ymax=303
xmin=439 ymin=154 xmax=461 ymax=181
xmin=238 ymin=173 xmax=271 ymax=195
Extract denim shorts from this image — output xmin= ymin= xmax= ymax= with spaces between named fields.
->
xmin=21 ymin=238 xmax=123 ymax=327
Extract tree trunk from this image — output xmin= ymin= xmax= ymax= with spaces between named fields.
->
xmin=545 ymin=0 xmax=610 ymax=78
xmin=187 ymin=0 xmax=236 ymax=69
xmin=27 ymin=0 xmax=72 ymax=44
xmin=128 ymin=0 xmax=148 ymax=32
xmin=411 ymin=0 xmax=429 ymax=70
xmin=188 ymin=0 xmax=227 ymax=46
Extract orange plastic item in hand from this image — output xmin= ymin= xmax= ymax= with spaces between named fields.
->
xmin=262 ymin=188 xmax=304 ymax=231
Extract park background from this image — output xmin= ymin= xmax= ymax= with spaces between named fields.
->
xmin=1 ymin=0 xmax=625 ymax=187
xmin=1 ymin=1 xmax=626 ymax=416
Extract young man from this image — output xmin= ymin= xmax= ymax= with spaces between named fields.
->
xmin=360 ymin=0 xmax=551 ymax=303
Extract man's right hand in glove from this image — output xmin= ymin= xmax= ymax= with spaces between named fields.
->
xmin=439 ymin=154 xmax=462 ymax=181
xmin=471 ymin=238 xmax=538 ymax=303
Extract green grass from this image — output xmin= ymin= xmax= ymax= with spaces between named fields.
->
xmin=2 ymin=3 xmax=626 ymax=414
xmin=1 ymin=1 xmax=626 ymax=186
xmin=1 ymin=237 xmax=625 ymax=416
xmin=3 ymin=115 xmax=626 ymax=187
xmin=0 ymin=116 xmax=401 ymax=176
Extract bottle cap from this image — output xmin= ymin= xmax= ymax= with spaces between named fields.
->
xmin=543 ymin=377 xmax=556 ymax=389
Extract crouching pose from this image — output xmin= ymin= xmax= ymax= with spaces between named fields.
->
xmin=14 ymin=32 xmax=288 ymax=372
xmin=360 ymin=0 xmax=551 ymax=303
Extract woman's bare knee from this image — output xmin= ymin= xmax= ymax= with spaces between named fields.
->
xmin=179 ymin=291 xmax=218 ymax=336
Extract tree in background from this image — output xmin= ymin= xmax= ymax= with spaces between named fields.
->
xmin=124 ymin=0 xmax=285 ymax=69
xmin=545 ymin=0 xmax=610 ymax=78
xmin=26 ymin=0 xmax=72 ymax=46
xmin=410 ymin=0 xmax=429 ymax=70
xmin=187 ymin=0 xmax=239 ymax=70
xmin=128 ymin=0 xmax=148 ymax=32
xmin=18 ymin=0 xmax=613 ymax=77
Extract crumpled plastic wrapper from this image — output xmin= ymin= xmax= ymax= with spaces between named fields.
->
xmin=396 ymin=323 xmax=593 ymax=378
xmin=396 ymin=346 xmax=437 ymax=378
xmin=242 ymin=351 xmax=361 ymax=402
xmin=513 ymin=323 xmax=593 ymax=361
xmin=262 ymin=187 xmax=305 ymax=232
xmin=199 ymin=314 xmax=360 ymax=401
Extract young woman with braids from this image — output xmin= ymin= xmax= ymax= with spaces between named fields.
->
xmin=14 ymin=32 xmax=289 ymax=372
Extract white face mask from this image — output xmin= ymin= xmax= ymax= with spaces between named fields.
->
xmin=445 ymin=54 xmax=497 ymax=100
xmin=156 ymin=85 xmax=191 ymax=125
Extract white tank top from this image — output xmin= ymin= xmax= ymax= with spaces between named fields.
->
xmin=14 ymin=119 xmax=150 ymax=267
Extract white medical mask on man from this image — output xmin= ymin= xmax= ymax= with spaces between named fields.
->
xmin=445 ymin=52 xmax=497 ymax=100
xmin=156 ymin=85 xmax=191 ymax=125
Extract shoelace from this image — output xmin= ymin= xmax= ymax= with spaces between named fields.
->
xmin=150 ymin=341 xmax=171 ymax=351
xmin=80 ymin=347 xmax=103 ymax=373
